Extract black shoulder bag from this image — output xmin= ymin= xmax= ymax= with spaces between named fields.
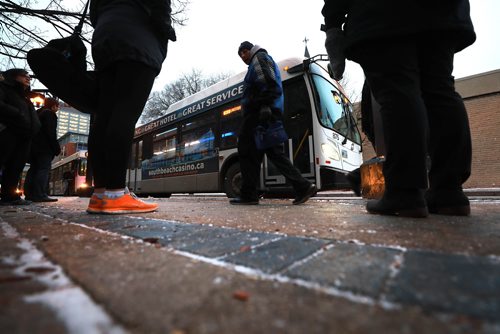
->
xmin=27 ymin=0 xmax=97 ymax=114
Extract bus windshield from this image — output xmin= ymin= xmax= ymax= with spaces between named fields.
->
xmin=78 ymin=158 xmax=87 ymax=177
xmin=311 ymin=71 xmax=361 ymax=145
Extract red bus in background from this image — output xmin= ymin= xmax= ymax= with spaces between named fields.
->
xmin=49 ymin=151 xmax=89 ymax=196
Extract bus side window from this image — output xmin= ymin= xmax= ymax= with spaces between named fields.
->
xmin=137 ymin=141 xmax=143 ymax=167
xmin=220 ymin=104 xmax=242 ymax=150
xmin=179 ymin=114 xmax=217 ymax=163
xmin=152 ymin=127 xmax=177 ymax=161
xmin=129 ymin=142 xmax=137 ymax=169
xmin=142 ymin=136 xmax=153 ymax=161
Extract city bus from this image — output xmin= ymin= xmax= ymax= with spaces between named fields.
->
xmin=127 ymin=55 xmax=362 ymax=198
xmin=49 ymin=150 xmax=88 ymax=196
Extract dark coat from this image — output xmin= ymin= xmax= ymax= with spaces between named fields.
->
xmin=31 ymin=108 xmax=61 ymax=157
xmin=241 ymin=47 xmax=284 ymax=117
xmin=90 ymin=0 xmax=175 ymax=73
xmin=322 ymin=0 xmax=476 ymax=55
xmin=0 ymin=79 xmax=41 ymax=138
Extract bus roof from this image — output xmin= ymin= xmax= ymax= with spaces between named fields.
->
xmin=134 ymin=57 xmax=307 ymax=138
xmin=51 ymin=150 xmax=87 ymax=169
xmin=167 ymin=57 xmax=305 ymax=115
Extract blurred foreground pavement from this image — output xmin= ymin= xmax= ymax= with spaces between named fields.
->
xmin=1 ymin=193 xmax=500 ymax=334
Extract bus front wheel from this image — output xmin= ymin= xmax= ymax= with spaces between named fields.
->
xmin=223 ymin=163 xmax=242 ymax=198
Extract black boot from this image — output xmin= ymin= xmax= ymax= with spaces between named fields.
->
xmin=366 ymin=189 xmax=428 ymax=218
xmin=425 ymin=189 xmax=470 ymax=216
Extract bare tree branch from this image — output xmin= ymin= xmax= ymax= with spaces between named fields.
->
xmin=139 ymin=69 xmax=233 ymax=125
xmin=1 ymin=0 xmax=189 ymax=69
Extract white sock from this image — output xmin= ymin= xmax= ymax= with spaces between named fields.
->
xmin=105 ymin=189 xmax=126 ymax=198
xmin=93 ymin=192 xmax=105 ymax=199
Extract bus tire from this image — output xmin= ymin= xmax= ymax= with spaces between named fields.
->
xmin=223 ymin=163 xmax=242 ymax=198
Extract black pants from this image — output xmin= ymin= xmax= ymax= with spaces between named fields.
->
xmin=0 ymin=128 xmax=31 ymax=201
xmin=88 ymin=61 xmax=156 ymax=189
xmin=350 ymin=35 xmax=472 ymax=192
xmin=238 ymin=115 xmax=311 ymax=200
xmin=24 ymin=153 xmax=52 ymax=199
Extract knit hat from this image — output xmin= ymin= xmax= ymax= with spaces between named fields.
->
xmin=238 ymin=41 xmax=254 ymax=54
xmin=1 ymin=68 xmax=29 ymax=81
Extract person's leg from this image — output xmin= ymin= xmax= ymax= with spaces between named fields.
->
xmin=23 ymin=160 xmax=34 ymax=200
xmin=418 ymin=35 xmax=471 ymax=215
xmin=0 ymin=129 xmax=16 ymax=200
xmin=87 ymin=61 xmax=158 ymax=214
xmin=26 ymin=156 xmax=42 ymax=199
xmin=235 ymin=115 xmax=262 ymax=202
xmin=102 ymin=61 xmax=156 ymax=189
xmin=350 ymin=39 xmax=428 ymax=217
xmin=1 ymin=135 xmax=31 ymax=203
xmin=88 ymin=68 xmax=114 ymax=191
xmin=265 ymin=145 xmax=311 ymax=191
xmin=265 ymin=144 xmax=316 ymax=204
xmin=32 ymin=154 xmax=54 ymax=200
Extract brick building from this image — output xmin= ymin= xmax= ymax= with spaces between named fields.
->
xmin=456 ymin=69 xmax=500 ymax=188
xmin=357 ymin=69 xmax=500 ymax=189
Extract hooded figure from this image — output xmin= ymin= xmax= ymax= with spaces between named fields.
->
xmin=0 ymin=68 xmax=41 ymax=205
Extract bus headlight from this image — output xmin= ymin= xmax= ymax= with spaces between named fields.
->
xmin=321 ymin=143 xmax=340 ymax=161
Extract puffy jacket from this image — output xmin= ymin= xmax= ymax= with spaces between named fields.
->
xmin=0 ymin=79 xmax=40 ymax=138
xmin=90 ymin=0 xmax=176 ymax=43
xmin=322 ymin=0 xmax=476 ymax=54
xmin=90 ymin=0 xmax=176 ymax=72
xmin=241 ymin=46 xmax=284 ymax=116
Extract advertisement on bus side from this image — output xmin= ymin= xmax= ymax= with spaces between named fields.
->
xmin=141 ymin=156 xmax=219 ymax=179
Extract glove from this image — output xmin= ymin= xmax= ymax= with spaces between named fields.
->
xmin=259 ymin=106 xmax=272 ymax=123
xmin=324 ymin=28 xmax=346 ymax=81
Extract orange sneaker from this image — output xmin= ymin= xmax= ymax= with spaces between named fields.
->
xmin=86 ymin=194 xmax=104 ymax=214
xmin=99 ymin=193 xmax=158 ymax=214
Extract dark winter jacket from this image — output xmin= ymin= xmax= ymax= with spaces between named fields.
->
xmin=241 ymin=46 xmax=284 ymax=117
xmin=90 ymin=0 xmax=176 ymax=73
xmin=322 ymin=0 xmax=476 ymax=55
xmin=31 ymin=108 xmax=61 ymax=157
xmin=0 ymin=79 xmax=41 ymax=138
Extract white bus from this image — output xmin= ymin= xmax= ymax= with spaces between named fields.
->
xmin=127 ymin=55 xmax=362 ymax=198
xmin=49 ymin=151 xmax=88 ymax=196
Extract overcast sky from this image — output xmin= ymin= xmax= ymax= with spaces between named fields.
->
xmin=153 ymin=0 xmax=500 ymax=99
xmin=10 ymin=0 xmax=500 ymax=100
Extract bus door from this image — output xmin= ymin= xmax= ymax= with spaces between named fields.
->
xmin=127 ymin=140 xmax=142 ymax=192
xmin=263 ymin=77 xmax=315 ymax=189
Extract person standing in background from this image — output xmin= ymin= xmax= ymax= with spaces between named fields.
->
xmin=322 ymin=0 xmax=475 ymax=217
xmin=24 ymin=97 xmax=61 ymax=202
xmin=0 ymin=69 xmax=41 ymax=205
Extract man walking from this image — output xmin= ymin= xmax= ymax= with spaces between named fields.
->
xmin=24 ymin=97 xmax=61 ymax=202
xmin=230 ymin=41 xmax=316 ymax=205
